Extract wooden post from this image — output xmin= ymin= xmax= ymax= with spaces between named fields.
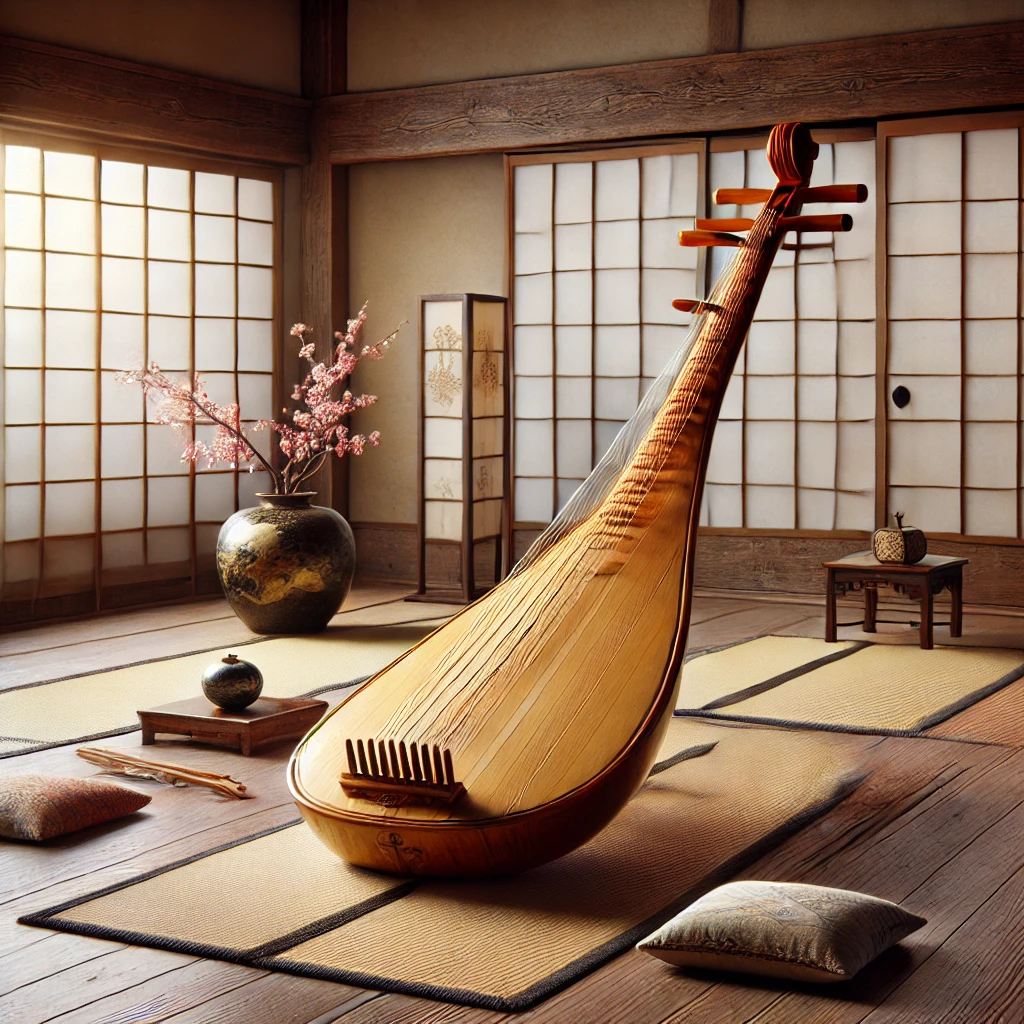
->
xmin=707 ymin=0 xmax=743 ymax=54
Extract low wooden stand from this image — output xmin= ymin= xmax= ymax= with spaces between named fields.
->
xmin=823 ymin=552 xmax=967 ymax=650
xmin=138 ymin=696 xmax=328 ymax=755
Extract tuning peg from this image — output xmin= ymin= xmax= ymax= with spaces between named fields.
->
xmin=780 ymin=214 xmax=853 ymax=233
xmin=672 ymin=299 xmax=722 ymax=315
xmin=695 ymin=218 xmax=754 ymax=232
xmin=679 ymin=229 xmax=743 ymax=247
xmin=713 ymin=184 xmax=868 ymax=205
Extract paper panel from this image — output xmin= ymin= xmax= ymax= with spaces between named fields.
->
xmin=46 ymin=252 xmax=95 ymax=311
xmin=887 ymin=256 xmax=960 ymax=320
xmin=101 ymin=423 xmax=144 ymax=478
xmin=752 ymin=266 xmax=794 ymax=321
xmin=194 ymin=263 xmax=235 ymax=317
xmin=833 ymin=202 xmax=876 ymax=262
xmin=146 ymin=209 xmax=190 ymax=261
xmin=195 ymin=172 xmax=235 ymax=215
xmin=798 ymin=375 xmax=837 ymax=421
xmin=641 ymin=155 xmax=673 ymax=220
xmin=554 ymin=162 xmax=592 ymax=224
xmin=745 ymin=148 xmax=774 ymax=192
xmin=514 ymin=274 xmax=552 ymax=325
xmin=514 ymin=375 xmax=553 ymax=419
xmin=720 ymin=373 xmax=744 ymax=420
xmin=965 ymin=489 xmax=1016 ymax=537
xmin=965 ymin=422 xmax=1016 ymax=488
xmin=425 ymin=459 xmax=463 ymax=501
xmin=472 ymin=301 xmax=504 ymax=352
xmin=515 ymin=231 xmax=552 ymax=275
xmin=705 ymin=482 xmax=742 ymax=528
xmin=5 ymin=368 xmax=42 ymax=424
xmin=146 ymin=424 xmax=189 ymax=475
xmin=101 ymin=161 xmax=144 ymax=205
xmin=706 ymin=419 xmax=742 ymax=484
xmin=147 ymin=167 xmax=190 ymax=210
xmin=964 ymin=254 xmax=1017 ymax=318
xmin=423 ymin=301 xmax=465 ymax=348
xmin=194 ymin=318 xmax=235 ymax=371
xmin=798 ymin=421 xmax=837 ymax=489
xmin=147 ymin=527 xmax=190 ymax=565
xmin=796 ymin=319 xmax=838 ymax=375
xmin=837 ymin=321 xmax=876 ymax=377
xmin=102 ymin=204 xmax=144 ymax=258
xmin=101 ymin=370 xmax=142 ymax=423
xmin=965 ymin=129 xmax=1018 ymax=200
xmin=558 ymin=478 xmax=584 ymax=511
xmin=473 ymin=498 xmax=502 ymax=539
xmin=101 ymin=530 xmax=143 ymax=570
xmin=101 ymin=256 xmax=145 ymax=314
xmin=45 ymin=370 xmax=95 ymax=423
xmin=745 ymin=375 xmax=794 ymax=420
xmin=515 ymin=164 xmax=553 ymax=233
xmin=965 ymin=200 xmax=1017 ymax=253
xmin=44 ymin=151 xmax=95 ymax=200
xmin=6 ymin=146 xmax=41 ymax=192
xmin=595 ymin=376 xmax=639 ymax=421
xmin=595 ymin=220 xmax=639 ymax=269
xmin=472 ymin=355 xmax=504 ymax=419
xmin=798 ymin=487 xmax=836 ymax=530
xmin=556 ymin=419 xmax=592 ymax=478
xmin=472 ymin=456 xmax=503 ymax=500
xmin=888 ymin=320 xmax=960 ymax=375
xmin=45 ymin=424 xmax=95 ymax=480
xmin=888 ymin=133 xmax=961 ymax=203
xmin=45 ymin=310 xmax=96 ymax=368
xmin=594 ymin=269 xmax=639 ymax=324
xmin=6 ymin=193 xmax=41 ymax=249
xmin=194 ymin=472 xmax=236 ymax=522
xmin=514 ymin=477 xmax=553 ymax=523
xmin=149 ymin=261 xmax=192 ymax=316
xmin=835 ymin=490 xmax=875 ymax=531
xmin=965 ymin=319 xmax=1016 ymax=375
xmin=238 ymin=319 xmax=274 ymax=372
xmin=594 ymin=419 xmax=625 ymax=458
xmin=196 ymin=373 xmax=235 ymax=411
xmin=238 ymin=178 xmax=274 ymax=221
xmin=473 ymin=417 xmax=503 ymax=458
xmin=887 ymin=486 xmax=960 ymax=533
xmin=5 ymin=308 xmax=43 ymax=367
xmin=236 ymin=218 xmax=274 ymax=267
xmin=147 ymin=475 xmax=190 ymax=527
xmin=237 ymin=471 xmax=266 ymax=509
xmin=836 ymin=420 xmax=875 ymax=491
xmin=102 ymin=477 xmax=144 ymax=530
xmin=5 ymin=426 xmax=41 ymax=483
xmin=642 ymin=324 xmax=687 ymax=378
xmin=745 ymin=484 xmax=795 ymax=528
xmin=837 ymin=375 xmax=875 ymax=421
xmin=642 ymin=218 xmax=696 ymax=270
xmin=193 ymin=214 xmax=235 ymax=263
xmin=554 ymin=223 xmax=591 ymax=272
xmin=836 ymin=258 xmax=875 ymax=321
xmin=642 ymin=268 xmax=694 ymax=324
xmin=555 ymin=326 xmax=592 ymax=375
xmin=747 ymin=321 xmax=795 ymax=375
xmin=149 ymin=316 xmax=191 ymax=370
xmin=5 ymin=484 xmax=41 ymax=540
xmin=554 ymin=270 xmax=592 ymax=324
xmin=556 ymin=376 xmax=592 ymax=418
xmin=810 ymin=142 xmax=834 ymax=188
xmin=745 ymin=421 xmax=794 ymax=485
xmin=796 ymin=261 xmax=837 ymax=320
xmin=888 ymin=202 xmax=960 ymax=255
xmin=514 ymin=419 xmax=553 ymax=476
xmin=44 ymin=481 xmax=94 ymax=535
xmin=965 ymin=376 xmax=1016 ymax=421
xmin=595 ymin=159 xmax=639 ymax=221
xmin=888 ymin=421 xmax=960 ymax=486
xmin=513 ymin=326 xmax=553 ymax=375
xmin=424 ymin=350 xmax=463 ymax=416
xmin=237 ymin=374 xmax=273 ymax=421
xmin=595 ymin=324 xmax=640 ymax=376
xmin=239 ymin=267 xmax=273 ymax=319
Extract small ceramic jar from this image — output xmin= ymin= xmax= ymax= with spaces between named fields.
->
xmin=201 ymin=654 xmax=264 ymax=711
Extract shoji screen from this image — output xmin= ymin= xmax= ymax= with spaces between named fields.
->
xmin=882 ymin=115 xmax=1023 ymax=539
xmin=2 ymin=135 xmax=279 ymax=617
xmin=702 ymin=133 xmax=877 ymax=531
xmin=510 ymin=143 xmax=705 ymax=528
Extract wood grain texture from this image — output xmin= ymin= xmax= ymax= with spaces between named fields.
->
xmin=707 ymin=0 xmax=743 ymax=55
xmin=324 ymin=21 xmax=1024 ymax=163
xmin=0 ymin=35 xmax=310 ymax=165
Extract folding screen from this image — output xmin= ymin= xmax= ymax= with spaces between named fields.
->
xmin=416 ymin=294 xmax=509 ymax=601
xmin=2 ymin=133 xmax=279 ymax=617
xmin=882 ymin=114 xmax=1024 ymax=539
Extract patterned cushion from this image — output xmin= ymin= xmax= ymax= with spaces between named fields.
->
xmin=0 ymin=775 xmax=151 ymax=841
xmin=637 ymin=880 xmax=926 ymax=983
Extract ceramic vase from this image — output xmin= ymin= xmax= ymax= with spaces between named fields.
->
xmin=216 ymin=492 xmax=354 ymax=634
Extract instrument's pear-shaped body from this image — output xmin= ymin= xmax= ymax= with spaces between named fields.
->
xmin=289 ymin=124 xmax=830 ymax=878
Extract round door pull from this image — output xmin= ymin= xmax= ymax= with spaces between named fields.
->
xmin=892 ymin=385 xmax=911 ymax=409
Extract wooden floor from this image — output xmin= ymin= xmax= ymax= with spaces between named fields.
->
xmin=2 ymin=587 xmax=1024 ymax=1023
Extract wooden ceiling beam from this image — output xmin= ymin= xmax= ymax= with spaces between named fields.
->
xmin=325 ymin=20 xmax=1024 ymax=163
xmin=0 ymin=35 xmax=311 ymax=166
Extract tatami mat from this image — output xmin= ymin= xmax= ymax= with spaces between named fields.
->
xmin=23 ymin=718 xmax=866 ymax=1011
xmin=678 ymin=638 xmax=1024 ymax=735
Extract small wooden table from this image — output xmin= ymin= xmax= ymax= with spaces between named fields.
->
xmin=823 ymin=552 xmax=967 ymax=650
xmin=138 ymin=696 xmax=328 ymax=755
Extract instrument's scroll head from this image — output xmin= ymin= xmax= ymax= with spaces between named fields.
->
xmin=767 ymin=122 xmax=818 ymax=187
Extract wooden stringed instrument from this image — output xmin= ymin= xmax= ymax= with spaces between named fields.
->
xmin=289 ymin=123 xmax=867 ymax=877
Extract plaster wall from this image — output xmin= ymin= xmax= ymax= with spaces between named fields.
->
xmin=0 ymin=0 xmax=302 ymax=95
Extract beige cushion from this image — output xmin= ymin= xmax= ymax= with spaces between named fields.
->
xmin=0 ymin=774 xmax=151 ymax=842
xmin=637 ymin=880 xmax=926 ymax=983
